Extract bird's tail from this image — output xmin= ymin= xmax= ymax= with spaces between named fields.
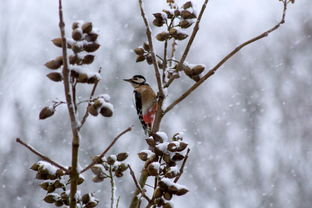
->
xmin=141 ymin=103 xmax=158 ymax=135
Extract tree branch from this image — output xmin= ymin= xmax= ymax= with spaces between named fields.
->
xmin=128 ymin=165 xmax=151 ymax=203
xmin=164 ymin=0 xmax=209 ymax=88
xmin=80 ymin=126 xmax=132 ymax=173
xmin=16 ymin=138 xmax=68 ymax=173
xmin=174 ymin=148 xmax=190 ymax=183
xmin=58 ymin=0 xmax=81 ymax=207
xmin=164 ymin=0 xmax=288 ymax=115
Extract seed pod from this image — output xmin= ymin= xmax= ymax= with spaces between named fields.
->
xmin=47 ymin=184 xmax=56 ymax=193
xmin=48 ymin=174 xmax=57 ymax=180
xmin=158 ymin=180 xmax=169 ymax=191
xmin=136 ymin=55 xmax=145 ymax=62
xmin=83 ymin=42 xmax=100 ymax=52
xmin=117 ymin=152 xmax=128 ymax=161
xmin=40 ymin=182 xmax=50 ymax=190
xmin=88 ymin=74 xmax=100 ymax=84
xmin=77 ymin=73 xmax=89 ymax=83
xmin=72 ymin=29 xmax=83 ymax=41
xmin=183 ymin=65 xmax=193 ymax=76
xmin=163 ymin=10 xmax=174 ymax=19
xmin=83 ymin=55 xmax=95 ymax=65
xmin=191 ymin=75 xmax=200 ymax=82
xmin=51 ymin=38 xmax=63 ymax=48
xmin=173 ymin=32 xmax=188 ymax=41
xmin=78 ymin=176 xmax=84 ymax=185
xmin=167 ymin=142 xmax=177 ymax=152
xmin=30 ymin=163 xmax=40 ymax=171
xmin=45 ymin=56 xmax=63 ymax=70
xmin=163 ymin=154 xmax=171 ymax=164
xmin=179 ymin=19 xmax=193 ymax=28
xmin=85 ymin=201 xmax=98 ymax=208
xmin=177 ymin=142 xmax=188 ymax=152
xmin=176 ymin=187 xmax=189 ymax=196
xmin=174 ymin=9 xmax=180 ymax=16
xmin=163 ymin=192 xmax=173 ymax=200
xmin=181 ymin=10 xmax=196 ymax=19
xmin=47 ymin=72 xmax=63 ymax=82
xmin=156 ymin=32 xmax=170 ymax=41
xmin=154 ymin=198 xmax=165 ymax=206
xmin=72 ymin=22 xmax=80 ymax=30
xmin=54 ymin=200 xmax=64 ymax=207
xmin=143 ymin=42 xmax=150 ymax=51
xmin=39 ymin=106 xmax=55 ymax=120
xmin=85 ymin=32 xmax=98 ymax=42
xmin=36 ymin=172 xmax=48 ymax=180
xmin=117 ymin=163 xmax=128 ymax=172
xmin=115 ymin=171 xmax=123 ymax=177
xmin=192 ymin=65 xmax=205 ymax=75
xmin=172 ymin=153 xmax=184 ymax=161
xmin=88 ymin=104 xmax=99 ymax=116
xmin=92 ymin=175 xmax=105 ymax=183
xmin=82 ymin=193 xmax=91 ymax=204
xmin=145 ymin=137 xmax=156 ymax=147
xmin=163 ymin=202 xmax=173 ymax=208
xmin=183 ymin=1 xmax=193 ymax=9
xmin=44 ymin=194 xmax=57 ymax=203
xmin=169 ymin=28 xmax=177 ymax=35
xmin=82 ymin=22 xmax=93 ymax=34
xmin=153 ymin=19 xmax=164 ymax=27
xmin=107 ymin=155 xmax=116 ymax=165
xmin=91 ymin=164 xmax=104 ymax=175
xmin=147 ymin=163 xmax=159 ymax=176
xmin=168 ymin=184 xmax=178 ymax=194
xmin=55 ymin=169 xmax=65 ymax=177
xmin=138 ymin=152 xmax=148 ymax=161
xmin=72 ymin=43 xmax=83 ymax=53
xmin=100 ymin=105 xmax=113 ymax=117
xmin=146 ymin=55 xmax=153 ymax=65
xmin=134 ymin=48 xmax=145 ymax=55
xmin=69 ymin=55 xmax=78 ymax=65
xmin=54 ymin=180 xmax=64 ymax=189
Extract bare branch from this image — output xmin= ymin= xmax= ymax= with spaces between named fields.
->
xmin=16 ymin=138 xmax=68 ymax=173
xmin=174 ymin=148 xmax=190 ymax=183
xmin=78 ymin=67 xmax=101 ymax=131
xmin=128 ymin=165 xmax=151 ymax=203
xmin=164 ymin=0 xmax=288 ymax=114
xmin=80 ymin=126 xmax=132 ymax=173
xmin=164 ymin=0 xmax=209 ymax=88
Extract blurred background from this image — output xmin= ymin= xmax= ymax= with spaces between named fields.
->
xmin=0 ymin=0 xmax=311 ymax=207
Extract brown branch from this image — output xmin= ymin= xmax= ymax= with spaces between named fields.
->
xmin=164 ymin=0 xmax=209 ymax=88
xmin=16 ymin=138 xmax=68 ymax=173
xmin=164 ymin=0 xmax=288 ymax=115
xmin=58 ymin=1 xmax=81 ymax=207
xmin=128 ymin=165 xmax=151 ymax=203
xmin=78 ymin=67 xmax=101 ymax=131
xmin=174 ymin=148 xmax=190 ymax=183
xmin=80 ymin=126 xmax=132 ymax=173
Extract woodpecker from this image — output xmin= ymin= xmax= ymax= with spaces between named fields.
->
xmin=124 ymin=75 xmax=157 ymax=134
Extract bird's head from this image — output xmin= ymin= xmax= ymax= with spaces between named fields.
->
xmin=123 ymin=75 xmax=146 ymax=87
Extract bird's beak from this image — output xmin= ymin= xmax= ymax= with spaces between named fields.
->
xmin=123 ymin=78 xmax=132 ymax=82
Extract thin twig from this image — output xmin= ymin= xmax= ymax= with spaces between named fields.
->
xmin=109 ymin=165 xmax=115 ymax=208
xmin=164 ymin=0 xmax=209 ymax=88
xmin=58 ymin=0 xmax=81 ymax=207
xmin=174 ymin=148 xmax=190 ymax=183
xmin=78 ymin=67 xmax=101 ymax=131
xmin=128 ymin=165 xmax=151 ymax=203
xmin=116 ymin=196 xmax=120 ymax=208
xmin=16 ymin=138 xmax=68 ymax=173
xmin=80 ymin=126 xmax=132 ymax=173
xmin=164 ymin=0 xmax=288 ymax=114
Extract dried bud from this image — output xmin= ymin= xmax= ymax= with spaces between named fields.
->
xmin=146 ymin=55 xmax=153 ymax=65
xmin=85 ymin=201 xmax=98 ymax=208
xmin=134 ymin=48 xmax=145 ymax=55
xmin=173 ymin=32 xmax=188 ymax=41
xmin=147 ymin=162 xmax=160 ymax=176
xmin=88 ymin=104 xmax=99 ymax=116
xmin=176 ymin=187 xmax=189 ymax=196
xmin=167 ymin=142 xmax=177 ymax=152
xmin=191 ymin=75 xmax=200 ymax=82
xmin=54 ymin=200 xmax=64 ymax=207
xmin=145 ymin=137 xmax=156 ymax=147
xmin=51 ymin=38 xmax=63 ymax=48
xmin=192 ymin=65 xmax=205 ymax=75
xmin=47 ymin=184 xmax=56 ymax=193
xmin=48 ymin=174 xmax=57 ymax=180
xmin=138 ymin=152 xmax=148 ymax=161
xmin=177 ymin=142 xmax=188 ymax=151
xmin=169 ymin=28 xmax=177 ymax=35
xmin=83 ymin=42 xmax=100 ymax=52
xmin=36 ymin=172 xmax=48 ymax=180
xmin=72 ymin=43 xmax=83 ymax=53
xmin=182 ymin=1 xmax=193 ymax=9
xmin=117 ymin=163 xmax=128 ymax=172
xmin=163 ymin=202 xmax=173 ymax=208
xmin=47 ymin=72 xmax=63 ymax=82
xmin=88 ymin=74 xmax=100 ymax=84
xmin=40 ymin=182 xmax=50 ymax=190
xmin=143 ymin=42 xmax=150 ymax=51
xmin=55 ymin=169 xmax=65 ymax=177
xmin=155 ymin=198 xmax=165 ymax=206
xmin=100 ymin=105 xmax=113 ymax=117
xmin=183 ymin=65 xmax=193 ymax=76
xmin=174 ymin=9 xmax=180 ymax=16
xmin=30 ymin=163 xmax=40 ymax=171
xmin=45 ymin=56 xmax=63 ymax=70
xmin=117 ymin=152 xmax=128 ymax=161
xmin=69 ymin=55 xmax=79 ymax=65
xmin=153 ymin=188 xmax=163 ymax=198
xmin=82 ymin=193 xmax=91 ymax=204
xmin=163 ymin=192 xmax=173 ymax=200
xmin=53 ymin=180 xmax=64 ymax=189
xmin=78 ymin=175 xmax=85 ymax=185
xmin=181 ymin=10 xmax=196 ymax=19
xmin=156 ymin=32 xmax=170 ymax=41
xmin=76 ymin=73 xmax=88 ymax=83
xmin=82 ymin=22 xmax=93 ymax=34
xmin=107 ymin=155 xmax=116 ymax=165
xmin=92 ymin=175 xmax=105 ymax=183
xmin=72 ymin=22 xmax=80 ymax=30
xmin=179 ymin=19 xmax=193 ymax=28
xmin=136 ymin=55 xmax=145 ymax=62
xmin=163 ymin=154 xmax=171 ymax=164
xmin=115 ymin=171 xmax=123 ymax=177
xmin=44 ymin=194 xmax=58 ymax=203
xmin=39 ymin=106 xmax=55 ymax=120
xmin=72 ymin=29 xmax=83 ymax=41
xmin=83 ymin=55 xmax=95 ymax=65
xmin=91 ymin=165 xmax=104 ymax=175
xmin=158 ymin=180 xmax=169 ymax=191
xmin=172 ymin=153 xmax=184 ymax=161
xmin=153 ymin=19 xmax=164 ymax=27
xmin=163 ymin=10 xmax=174 ymax=19
xmin=85 ymin=32 xmax=98 ymax=42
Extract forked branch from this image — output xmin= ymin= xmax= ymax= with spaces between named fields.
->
xmin=164 ymin=0 xmax=288 ymax=114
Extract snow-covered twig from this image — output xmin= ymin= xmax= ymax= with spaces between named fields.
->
xmin=80 ymin=126 xmax=132 ymax=173
xmin=16 ymin=138 xmax=68 ymax=173
xmin=174 ymin=148 xmax=190 ymax=183
xmin=164 ymin=0 xmax=289 ymax=115
xmin=109 ymin=165 xmax=115 ymax=208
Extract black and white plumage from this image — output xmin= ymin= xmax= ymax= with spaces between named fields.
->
xmin=124 ymin=75 xmax=157 ymax=134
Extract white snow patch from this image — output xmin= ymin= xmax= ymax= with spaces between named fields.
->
xmin=156 ymin=131 xmax=168 ymax=141
xmin=37 ymin=161 xmax=57 ymax=175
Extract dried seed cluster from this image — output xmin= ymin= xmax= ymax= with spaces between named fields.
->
xmin=31 ymin=161 xmax=95 ymax=207
xmin=137 ymin=132 xmax=189 ymax=206
xmin=87 ymin=94 xmax=114 ymax=117
xmin=172 ymin=63 xmax=205 ymax=82
xmin=90 ymin=152 xmax=129 ymax=183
